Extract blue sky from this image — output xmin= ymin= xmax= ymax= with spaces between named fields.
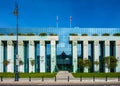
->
xmin=0 ymin=0 xmax=120 ymax=29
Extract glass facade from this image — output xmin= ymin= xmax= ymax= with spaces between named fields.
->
xmin=0 ymin=28 xmax=120 ymax=72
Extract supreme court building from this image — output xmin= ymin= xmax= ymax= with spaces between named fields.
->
xmin=0 ymin=28 xmax=120 ymax=73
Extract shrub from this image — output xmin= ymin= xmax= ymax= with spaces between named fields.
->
xmin=113 ymin=33 xmax=120 ymax=36
xmin=49 ymin=33 xmax=57 ymax=36
xmin=102 ymin=33 xmax=110 ymax=36
xmin=92 ymin=34 xmax=98 ymax=36
xmin=0 ymin=33 xmax=4 ymax=36
xmin=69 ymin=33 xmax=78 ymax=36
xmin=18 ymin=33 xmax=27 ymax=36
xmin=8 ymin=33 xmax=14 ymax=36
xmin=39 ymin=33 xmax=47 ymax=36
xmin=81 ymin=33 xmax=88 ymax=36
xmin=26 ymin=33 xmax=35 ymax=36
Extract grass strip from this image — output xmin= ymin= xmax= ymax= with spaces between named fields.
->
xmin=0 ymin=72 xmax=56 ymax=78
xmin=72 ymin=73 xmax=120 ymax=78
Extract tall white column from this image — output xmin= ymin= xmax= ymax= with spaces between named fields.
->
xmin=18 ymin=41 xmax=24 ymax=72
xmin=40 ymin=41 xmax=45 ymax=72
xmin=51 ymin=41 xmax=56 ymax=73
xmin=115 ymin=41 xmax=120 ymax=72
xmin=83 ymin=40 xmax=88 ymax=72
xmin=0 ymin=41 xmax=3 ymax=72
xmin=94 ymin=40 xmax=99 ymax=72
xmin=7 ymin=40 xmax=14 ymax=72
xmin=105 ymin=40 xmax=110 ymax=73
xmin=72 ymin=41 xmax=77 ymax=73
xmin=29 ymin=40 xmax=35 ymax=73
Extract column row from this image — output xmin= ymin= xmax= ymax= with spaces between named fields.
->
xmin=0 ymin=40 xmax=57 ymax=73
xmin=72 ymin=40 xmax=120 ymax=73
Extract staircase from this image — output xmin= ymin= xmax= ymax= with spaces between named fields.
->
xmin=56 ymin=71 xmax=74 ymax=79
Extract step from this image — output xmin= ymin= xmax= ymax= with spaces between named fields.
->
xmin=56 ymin=71 xmax=74 ymax=79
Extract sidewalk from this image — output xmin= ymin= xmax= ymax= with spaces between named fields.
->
xmin=0 ymin=78 xmax=120 ymax=85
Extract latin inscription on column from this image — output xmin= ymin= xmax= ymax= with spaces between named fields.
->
xmin=105 ymin=40 xmax=110 ymax=73
xmin=116 ymin=40 xmax=120 ymax=72
xmin=51 ymin=41 xmax=56 ymax=73
xmin=0 ymin=41 xmax=3 ymax=72
xmin=72 ymin=41 xmax=77 ymax=73
xmin=40 ymin=41 xmax=45 ymax=72
xmin=94 ymin=40 xmax=99 ymax=72
xmin=29 ymin=40 xmax=35 ymax=73
xmin=7 ymin=40 xmax=14 ymax=72
xmin=83 ymin=40 xmax=88 ymax=72
xmin=18 ymin=41 xmax=24 ymax=72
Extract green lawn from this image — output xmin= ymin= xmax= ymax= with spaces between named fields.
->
xmin=72 ymin=73 xmax=120 ymax=78
xmin=0 ymin=73 xmax=56 ymax=78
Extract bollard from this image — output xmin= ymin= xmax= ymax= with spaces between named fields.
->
xmin=68 ymin=76 xmax=69 ymax=82
xmin=80 ymin=76 xmax=82 ymax=82
xmin=42 ymin=76 xmax=44 ymax=82
xmin=106 ymin=76 xmax=107 ymax=82
xmin=1 ymin=76 xmax=3 ymax=82
xmin=118 ymin=76 xmax=120 ymax=81
xmin=29 ymin=76 xmax=31 ymax=82
xmin=93 ymin=76 xmax=95 ymax=82
xmin=55 ymin=76 xmax=56 ymax=82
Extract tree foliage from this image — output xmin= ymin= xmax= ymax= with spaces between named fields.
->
xmin=94 ymin=61 xmax=99 ymax=66
xmin=3 ymin=60 xmax=10 ymax=66
xmin=19 ymin=60 xmax=24 ymax=66
xmin=103 ymin=56 xmax=118 ymax=69
xmin=31 ymin=60 xmax=35 ymax=66
xmin=78 ymin=59 xmax=92 ymax=68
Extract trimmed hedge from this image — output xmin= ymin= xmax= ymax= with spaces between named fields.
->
xmin=72 ymin=73 xmax=120 ymax=78
xmin=0 ymin=73 xmax=56 ymax=78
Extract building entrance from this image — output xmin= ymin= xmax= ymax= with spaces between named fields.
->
xmin=56 ymin=52 xmax=72 ymax=72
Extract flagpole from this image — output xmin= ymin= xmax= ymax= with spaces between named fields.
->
xmin=70 ymin=16 xmax=72 ymax=28
xmin=56 ymin=16 xmax=58 ymax=28
xmin=14 ymin=1 xmax=19 ymax=81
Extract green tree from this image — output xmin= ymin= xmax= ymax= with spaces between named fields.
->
xmin=31 ymin=60 xmax=35 ymax=72
xmin=78 ymin=59 xmax=83 ymax=67
xmin=94 ymin=61 xmax=99 ymax=66
xmin=94 ymin=61 xmax=99 ymax=72
xmin=83 ymin=59 xmax=92 ymax=68
xmin=103 ymin=56 xmax=118 ymax=72
xmin=3 ymin=60 xmax=10 ymax=67
xmin=78 ymin=58 xmax=91 ymax=72
xmin=19 ymin=60 xmax=24 ymax=66
xmin=19 ymin=60 xmax=24 ymax=72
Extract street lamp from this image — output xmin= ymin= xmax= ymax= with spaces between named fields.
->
xmin=13 ymin=1 xmax=19 ymax=81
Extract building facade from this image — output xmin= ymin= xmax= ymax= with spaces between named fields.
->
xmin=0 ymin=28 xmax=120 ymax=73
